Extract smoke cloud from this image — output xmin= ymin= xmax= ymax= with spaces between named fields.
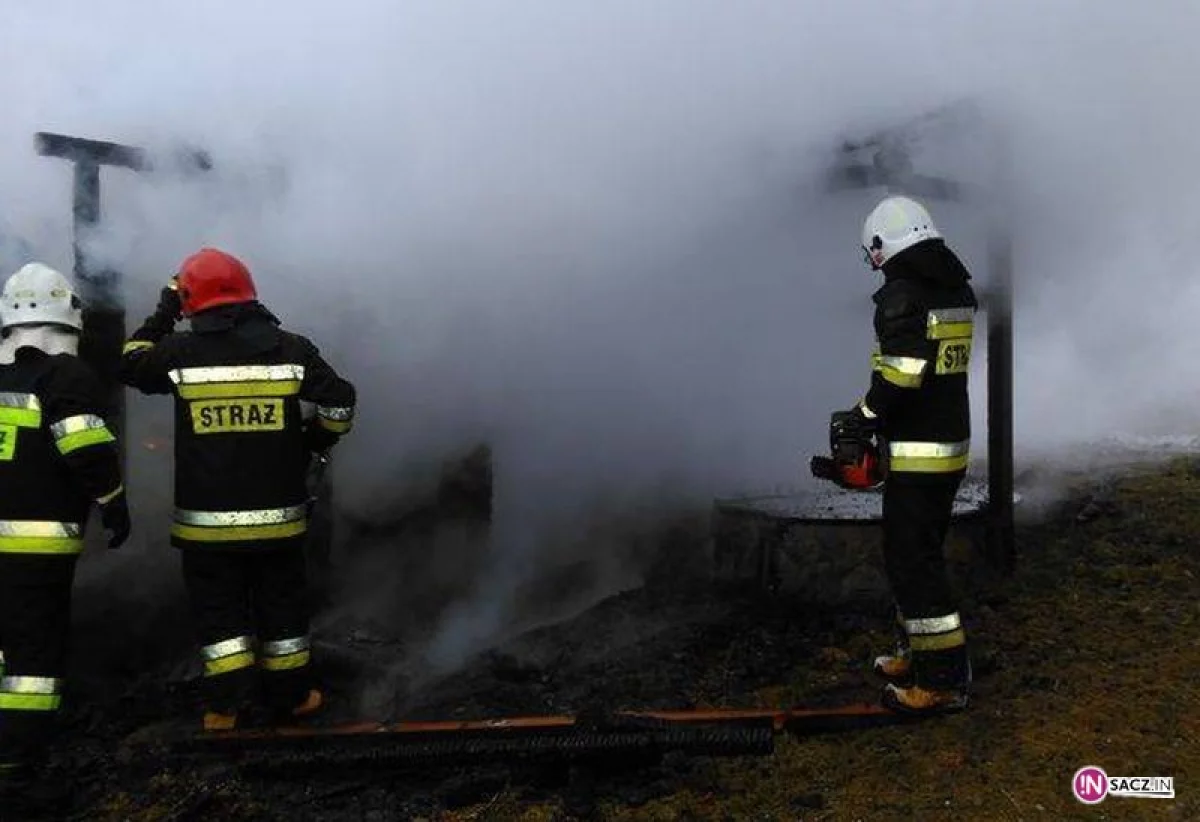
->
xmin=3 ymin=1 xmax=1198 ymax=678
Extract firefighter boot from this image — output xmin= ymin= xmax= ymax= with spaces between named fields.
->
xmin=203 ymin=710 xmax=238 ymax=732
xmin=292 ymin=689 xmax=324 ymax=719
xmin=882 ymin=653 xmax=971 ymax=716
xmin=872 ymin=643 xmax=912 ymax=683
xmin=873 ymin=608 xmax=912 ymax=683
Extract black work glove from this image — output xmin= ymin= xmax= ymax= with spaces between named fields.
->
xmin=155 ymin=278 xmax=183 ymax=323
xmin=829 ymin=405 xmax=878 ymax=464
xmin=100 ymin=492 xmax=132 ymax=549
xmin=304 ymin=424 xmax=340 ymax=455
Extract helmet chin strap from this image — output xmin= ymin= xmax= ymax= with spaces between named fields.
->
xmin=0 ymin=325 xmax=81 ymax=364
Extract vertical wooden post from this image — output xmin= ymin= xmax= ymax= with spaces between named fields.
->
xmin=985 ymin=128 xmax=1016 ymax=573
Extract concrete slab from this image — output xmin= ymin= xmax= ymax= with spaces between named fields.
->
xmin=710 ymin=475 xmax=1018 ymax=605
xmin=714 ymin=476 xmax=1003 ymax=525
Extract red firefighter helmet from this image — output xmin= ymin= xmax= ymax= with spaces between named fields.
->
xmin=176 ymin=248 xmax=257 ymax=317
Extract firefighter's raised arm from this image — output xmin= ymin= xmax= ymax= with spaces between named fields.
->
xmin=118 ymin=279 xmax=182 ymax=394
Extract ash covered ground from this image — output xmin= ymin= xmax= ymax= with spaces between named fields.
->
xmin=12 ymin=455 xmax=1200 ymax=821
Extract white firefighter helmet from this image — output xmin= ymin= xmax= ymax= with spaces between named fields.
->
xmin=861 ymin=195 xmax=941 ymax=270
xmin=0 ymin=262 xmax=83 ymax=332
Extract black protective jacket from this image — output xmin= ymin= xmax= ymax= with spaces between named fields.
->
xmin=862 ymin=239 xmax=977 ymax=477
xmin=0 ymin=348 xmax=123 ymax=555
xmin=119 ymin=302 xmax=356 ymax=550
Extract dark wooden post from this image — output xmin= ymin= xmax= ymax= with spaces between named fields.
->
xmin=985 ymin=130 xmax=1015 ymax=573
xmin=34 ymin=132 xmax=210 ymax=472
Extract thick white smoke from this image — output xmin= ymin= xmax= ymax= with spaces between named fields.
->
xmin=2 ymin=1 xmax=1198 ymax=675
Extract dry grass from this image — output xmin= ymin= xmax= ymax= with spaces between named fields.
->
xmin=445 ymin=460 xmax=1200 ymax=821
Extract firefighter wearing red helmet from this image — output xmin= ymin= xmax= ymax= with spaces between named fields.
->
xmin=119 ymin=248 xmax=356 ymax=731
xmin=829 ymin=195 xmax=976 ymax=715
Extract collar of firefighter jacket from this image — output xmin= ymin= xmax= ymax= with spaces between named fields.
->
xmin=189 ymin=302 xmax=280 ymax=334
xmin=879 ymin=239 xmax=973 ymax=287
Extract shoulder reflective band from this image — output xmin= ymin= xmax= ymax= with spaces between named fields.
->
xmin=171 ymin=505 xmax=308 ymax=543
xmin=0 ymin=675 xmax=63 ymax=712
xmin=316 ymin=405 xmax=354 ymax=434
xmin=0 ymin=520 xmax=84 ymax=554
xmin=887 ymin=440 xmax=970 ymax=473
xmin=926 ymin=307 xmax=975 ymax=340
xmin=905 ymin=613 xmax=966 ymax=652
xmin=260 ymin=635 xmax=312 ymax=671
xmin=50 ymin=414 xmax=116 ymax=455
xmin=201 ymin=636 xmax=256 ymax=677
xmin=0 ymin=392 xmax=42 ymax=428
xmin=168 ymin=364 xmax=305 ymax=400
xmin=872 ymin=353 xmax=927 ymax=388
xmin=122 ymin=340 xmax=155 ymax=355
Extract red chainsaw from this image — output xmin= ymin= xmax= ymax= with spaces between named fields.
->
xmin=810 ymin=412 xmax=887 ymax=490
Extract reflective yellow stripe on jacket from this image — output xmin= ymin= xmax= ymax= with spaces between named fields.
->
xmin=122 ymin=340 xmax=155 ymax=355
xmin=50 ymin=414 xmax=116 ymax=455
xmin=927 ymin=307 xmax=975 ymax=376
xmin=0 ymin=675 xmax=63 ymax=712
xmin=316 ymin=405 xmax=354 ymax=434
xmin=0 ymin=520 xmax=84 ymax=555
xmin=888 ymin=440 xmax=970 ymax=474
xmin=168 ymin=364 xmax=305 ymax=400
xmin=925 ymin=307 xmax=975 ymax=340
xmin=871 ymin=346 xmax=927 ymax=389
xmin=0 ymin=392 xmax=42 ymax=428
xmin=171 ymin=505 xmax=308 ymax=543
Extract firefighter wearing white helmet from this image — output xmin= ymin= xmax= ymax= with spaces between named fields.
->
xmin=861 ymin=195 xmax=942 ymax=270
xmin=0 ymin=262 xmax=129 ymax=798
xmin=827 ymin=194 xmax=977 ymax=716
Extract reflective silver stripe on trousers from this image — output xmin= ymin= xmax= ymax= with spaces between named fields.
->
xmin=905 ymin=614 xmax=961 ymax=634
xmin=201 ymin=636 xmax=254 ymax=660
xmin=262 ymin=636 xmax=310 ymax=657
xmin=0 ymin=520 xmax=82 ymax=538
xmin=317 ymin=405 xmax=354 ymax=421
xmin=926 ymin=308 xmax=974 ymax=326
xmin=167 ymin=364 xmax=306 ymax=384
xmin=0 ymin=675 xmax=62 ymax=694
xmin=49 ymin=414 xmax=108 ymax=439
xmin=174 ymin=506 xmax=308 ymax=527
xmin=0 ymin=392 xmax=40 ymax=410
xmin=874 ymin=356 xmax=927 ymax=375
xmin=888 ymin=440 xmax=970 ymax=458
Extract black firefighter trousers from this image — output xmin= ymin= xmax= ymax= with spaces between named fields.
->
xmin=180 ymin=544 xmax=314 ymax=716
xmin=881 ymin=474 xmax=971 ymax=690
xmin=0 ymin=554 xmax=76 ymax=773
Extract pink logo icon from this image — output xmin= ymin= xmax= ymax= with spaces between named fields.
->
xmin=1074 ymin=766 xmax=1109 ymax=804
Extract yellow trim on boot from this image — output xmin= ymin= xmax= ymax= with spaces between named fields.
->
xmin=203 ymin=711 xmax=238 ymax=731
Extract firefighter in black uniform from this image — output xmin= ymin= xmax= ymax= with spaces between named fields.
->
xmin=0 ymin=262 xmax=130 ymax=790
xmin=830 ymin=195 xmax=976 ymax=714
xmin=119 ymin=247 xmax=355 ymax=731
